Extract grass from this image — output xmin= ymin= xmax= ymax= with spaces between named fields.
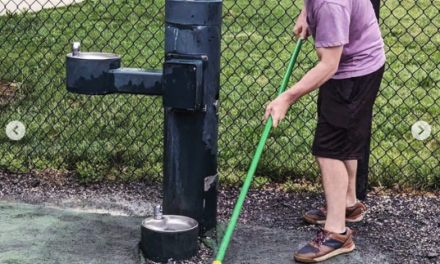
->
xmin=0 ymin=0 xmax=438 ymax=189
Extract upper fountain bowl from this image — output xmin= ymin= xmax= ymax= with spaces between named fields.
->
xmin=67 ymin=52 xmax=121 ymax=60
xmin=66 ymin=51 xmax=121 ymax=95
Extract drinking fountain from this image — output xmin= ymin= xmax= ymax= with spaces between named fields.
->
xmin=65 ymin=0 xmax=223 ymax=260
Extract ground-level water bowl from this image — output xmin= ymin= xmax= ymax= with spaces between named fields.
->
xmin=140 ymin=206 xmax=199 ymax=262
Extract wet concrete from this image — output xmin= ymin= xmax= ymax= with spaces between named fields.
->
xmin=0 ymin=201 xmax=143 ymax=264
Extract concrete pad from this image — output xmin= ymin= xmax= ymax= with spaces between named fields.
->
xmin=0 ymin=201 xmax=144 ymax=264
xmin=0 ymin=201 xmax=393 ymax=264
xmin=220 ymin=225 xmax=391 ymax=264
xmin=0 ymin=0 xmax=84 ymax=16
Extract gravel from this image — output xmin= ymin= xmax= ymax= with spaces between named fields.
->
xmin=0 ymin=171 xmax=439 ymax=264
xmin=219 ymin=188 xmax=440 ymax=264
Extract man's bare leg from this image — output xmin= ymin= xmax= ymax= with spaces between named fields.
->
xmin=344 ymin=160 xmax=358 ymax=207
xmin=317 ymin=156 xmax=348 ymax=233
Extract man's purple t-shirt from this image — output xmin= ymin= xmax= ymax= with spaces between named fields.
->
xmin=305 ymin=0 xmax=386 ymax=79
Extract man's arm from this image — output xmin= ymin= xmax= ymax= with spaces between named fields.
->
xmin=283 ymin=45 xmax=343 ymax=104
xmin=265 ymin=2 xmax=350 ymax=127
xmin=264 ymin=46 xmax=343 ymax=127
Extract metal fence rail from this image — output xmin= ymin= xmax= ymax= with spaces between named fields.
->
xmin=0 ymin=0 xmax=438 ymax=192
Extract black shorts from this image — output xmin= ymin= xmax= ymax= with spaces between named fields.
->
xmin=312 ymin=65 xmax=385 ymax=160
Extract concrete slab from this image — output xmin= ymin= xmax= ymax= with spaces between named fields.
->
xmin=0 ymin=0 xmax=84 ymax=16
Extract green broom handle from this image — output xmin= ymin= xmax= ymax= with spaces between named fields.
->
xmin=213 ymin=39 xmax=303 ymax=264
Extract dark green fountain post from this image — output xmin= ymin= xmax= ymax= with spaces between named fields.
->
xmin=162 ymin=0 xmax=222 ymax=235
xmin=356 ymin=0 xmax=381 ymax=200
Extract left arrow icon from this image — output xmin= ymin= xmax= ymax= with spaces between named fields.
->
xmin=6 ymin=121 xmax=26 ymax=140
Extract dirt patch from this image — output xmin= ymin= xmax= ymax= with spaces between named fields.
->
xmin=0 ymin=81 xmax=18 ymax=106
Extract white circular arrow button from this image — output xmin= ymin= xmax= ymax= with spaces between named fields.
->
xmin=6 ymin=121 xmax=26 ymax=141
xmin=411 ymin=121 xmax=431 ymax=141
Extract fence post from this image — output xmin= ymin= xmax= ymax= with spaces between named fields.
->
xmin=356 ymin=0 xmax=381 ymax=200
xmin=371 ymin=0 xmax=381 ymax=20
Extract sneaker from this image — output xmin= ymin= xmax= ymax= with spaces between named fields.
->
xmin=303 ymin=201 xmax=367 ymax=225
xmin=294 ymin=227 xmax=355 ymax=263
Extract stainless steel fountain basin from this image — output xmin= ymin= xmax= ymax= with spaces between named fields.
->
xmin=142 ymin=215 xmax=198 ymax=233
xmin=66 ymin=52 xmax=121 ymax=60
xmin=140 ymin=214 xmax=199 ymax=262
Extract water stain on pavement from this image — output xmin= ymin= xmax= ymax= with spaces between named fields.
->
xmin=0 ymin=201 xmax=143 ymax=264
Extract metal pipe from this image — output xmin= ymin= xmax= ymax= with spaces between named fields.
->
xmin=107 ymin=68 xmax=163 ymax=95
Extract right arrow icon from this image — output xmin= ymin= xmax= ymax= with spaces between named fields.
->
xmin=412 ymin=121 xmax=431 ymax=141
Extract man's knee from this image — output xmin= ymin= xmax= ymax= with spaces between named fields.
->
xmin=315 ymin=156 xmax=339 ymax=165
xmin=316 ymin=156 xmax=325 ymax=165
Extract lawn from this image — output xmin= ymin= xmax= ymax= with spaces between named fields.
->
xmin=0 ymin=0 xmax=438 ymax=189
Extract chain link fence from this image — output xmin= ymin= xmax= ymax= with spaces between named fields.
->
xmin=0 ymin=0 xmax=438 ymax=192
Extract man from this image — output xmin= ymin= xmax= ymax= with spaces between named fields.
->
xmin=264 ymin=0 xmax=385 ymax=262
